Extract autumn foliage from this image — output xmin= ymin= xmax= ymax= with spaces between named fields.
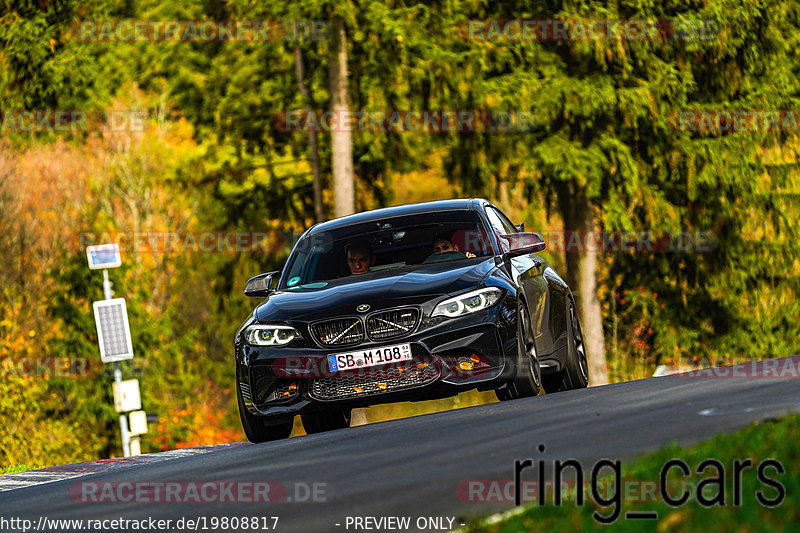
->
xmin=3 ymin=0 xmax=800 ymax=467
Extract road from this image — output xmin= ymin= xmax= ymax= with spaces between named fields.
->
xmin=2 ymin=356 xmax=799 ymax=532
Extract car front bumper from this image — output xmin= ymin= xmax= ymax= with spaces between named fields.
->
xmin=236 ymin=301 xmax=518 ymax=419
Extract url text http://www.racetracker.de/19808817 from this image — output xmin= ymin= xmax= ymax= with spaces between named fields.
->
xmin=0 ymin=515 xmax=281 ymax=532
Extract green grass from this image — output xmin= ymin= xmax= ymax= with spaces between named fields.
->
xmin=465 ymin=414 xmax=800 ymax=532
xmin=0 ymin=464 xmax=44 ymax=475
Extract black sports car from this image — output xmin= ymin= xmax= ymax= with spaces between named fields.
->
xmin=235 ymin=198 xmax=588 ymax=442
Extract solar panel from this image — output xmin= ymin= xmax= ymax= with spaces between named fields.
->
xmin=93 ymin=298 xmax=134 ymax=362
xmin=86 ymin=243 xmax=121 ymax=270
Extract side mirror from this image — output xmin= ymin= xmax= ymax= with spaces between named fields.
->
xmin=501 ymin=232 xmax=545 ymax=258
xmin=515 ymin=222 xmax=525 ymax=232
xmin=244 ymin=271 xmax=280 ymax=298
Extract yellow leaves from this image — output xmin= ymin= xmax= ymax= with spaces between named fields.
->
xmin=658 ymin=510 xmax=688 ymax=531
xmin=0 ymin=377 xmax=93 ymax=465
xmin=388 ymin=149 xmax=460 ymax=204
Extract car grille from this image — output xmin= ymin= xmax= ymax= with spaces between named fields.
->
xmin=310 ymin=308 xmax=420 ymax=347
xmin=366 ymin=308 xmax=419 ymax=340
xmin=309 ymin=361 xmax=439 ymax=401
xmin=311 ymin=317 xmax=365 ymax=347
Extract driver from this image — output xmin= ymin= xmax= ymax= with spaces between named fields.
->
xmin=345 ymin=240 xmax=375 ymax=275
xmin=432 ymin=233 xmax=476 ymax=257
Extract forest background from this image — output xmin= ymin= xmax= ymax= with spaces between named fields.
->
xmin=1 ymin=0 xmax=798 ymax=465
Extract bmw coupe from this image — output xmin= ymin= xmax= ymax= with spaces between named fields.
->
xmin=235 ymin=199 xmax=588 ymax=442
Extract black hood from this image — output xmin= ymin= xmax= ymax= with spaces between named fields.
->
xmin=255 ymin=258 xmax=497 ymax=322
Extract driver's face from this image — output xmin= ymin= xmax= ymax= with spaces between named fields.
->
xmin=347 ymin=249 xmax=372 ymax=275
xmin=432 ymin=239 xmax=457 ymax=254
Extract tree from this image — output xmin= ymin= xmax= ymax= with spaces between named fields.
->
xmin=295 ymin=47 xmax=325 ymax=222
xmin=413 ymin=0 xmax=800 ymax=382
xmin=329 ymin=18 xmax=355 ymax=216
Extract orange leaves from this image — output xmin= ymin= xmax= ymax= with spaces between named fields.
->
xmin=151 ymin=390 xmax=240 ymax=451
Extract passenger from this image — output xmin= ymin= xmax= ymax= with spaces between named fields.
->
xmin=345 ymin=240 xmax=375 ymax=275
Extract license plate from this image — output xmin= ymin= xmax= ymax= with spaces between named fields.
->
xmin=328 ymin=343 xmax=412 ymax=372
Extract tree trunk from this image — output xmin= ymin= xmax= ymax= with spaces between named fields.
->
xmin=559 ymin=181 xmax=609 ymax=386
xmin=294 ymin=47 xmax=324 ymax=223
xmin=328 ymin=20 xmax=354 ymax=217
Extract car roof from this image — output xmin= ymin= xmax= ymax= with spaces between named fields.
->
xmin=306 ymin=198 xmax=488 ymax=235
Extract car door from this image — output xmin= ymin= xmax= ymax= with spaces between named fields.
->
xmin=484 ymin=205 xmax=555 ymax=355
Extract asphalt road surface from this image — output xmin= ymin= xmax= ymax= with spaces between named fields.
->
xmin=2 ymin=356 xmax=799 ymax=532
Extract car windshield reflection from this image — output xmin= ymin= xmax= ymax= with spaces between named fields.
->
xmin=281 ymin=210 xmax=494 ymax=288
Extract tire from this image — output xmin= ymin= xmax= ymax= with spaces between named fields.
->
xmin=543 ymin=298 xmax=589 ymax=393
xmin=496 ymin=301 xmax=542 ymax=401
xmin=237 ymin=383 xmax=293 ymax=443
xmin=301 ymin=409 xmax=352 ymax=434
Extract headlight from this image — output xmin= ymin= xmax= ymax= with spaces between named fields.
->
xmin=432 ymin=288 xmax=502 ymax=318
xmin=244 ymin=325 xmax=301 ymax=346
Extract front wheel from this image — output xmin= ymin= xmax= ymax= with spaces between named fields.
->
xmin=301 ymin=409 xmax=352 ymax=434
xmin=543 ymin=299 xmax=589 ymax=393
xmin=496 ymin=302 xmax=542 ymax=401
xmin=237 ymin=382 xmax=293 ymax=443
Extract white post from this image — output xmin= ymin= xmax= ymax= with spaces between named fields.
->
xmin=104 ymin=268 xmax=131 ymax=457
xmin=102 ymin=269 xmax=113 ymax=300
xmin=114 ymin=361 xmax=132 ymax=457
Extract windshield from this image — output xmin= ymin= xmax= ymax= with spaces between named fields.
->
xmin=280 ymin=210 xmax=494 ymax=288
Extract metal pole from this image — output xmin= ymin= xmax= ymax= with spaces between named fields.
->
xmin=104 ymin=269 xmax=131 ymax=457
xmin=114 ymin=361 xmax=132 ymax=457
xmin=102 ymin=269 xmax=113 ymax=300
